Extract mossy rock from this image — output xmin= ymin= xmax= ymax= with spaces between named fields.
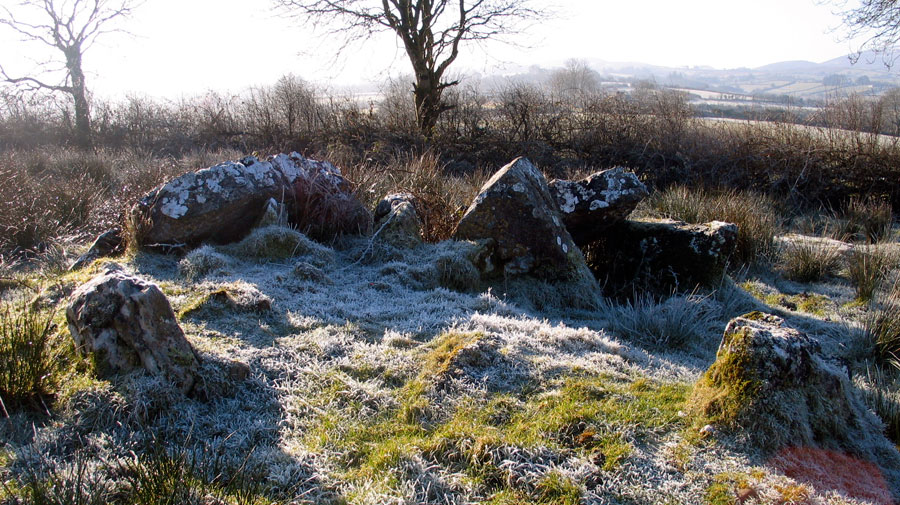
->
xmin=688 ymin=312 xmax=900 ymax=488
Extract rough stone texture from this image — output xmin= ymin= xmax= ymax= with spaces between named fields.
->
xmin=374 ymin=193 xmax=419 ymax=224
xmin=690 ymin=312 xmax=900 ymax=494
xmin=70 ymin=228 xmax=125 ymax=271
xmin=584 ymin=218 xmax=737 ymax=295
xmin=549 ymin=167 xmax=648 ymax=246
xmin=375 ymin=200 xmax=423 ymax=249
xmin=256 ymin=197 xmax=288 ymax=228
xmin=132 ymin=152 xmax=371 ymax=248
xmin=452 ymin=157 xmax=592 ymax=282
xmin=271 ymin=152 xmax=373 ymax=241
xmin=66 ymin=264 xmax=200 ymax=393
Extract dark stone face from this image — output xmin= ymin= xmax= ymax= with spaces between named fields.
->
xmin=452 ymin=157 xmax=587 ymax=281
xmin=583 ymin=218 xmax=738 ymax=297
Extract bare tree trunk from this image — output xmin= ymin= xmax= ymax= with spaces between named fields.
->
xmin=65 ymin=46 xmax=92 ymax=148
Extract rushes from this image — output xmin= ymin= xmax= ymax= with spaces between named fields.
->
xmin=0 ymin=299 xmax=59 ymax=412
xmin=648 ymin=186 xmax=780 ymax=267
xmin=847 ymin=246 xmax=897 ymax=303
xmin=778 ymin=237 xmax=843 ymax=283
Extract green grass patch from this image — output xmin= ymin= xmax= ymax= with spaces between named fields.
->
xmin=421 ymin=331 xmax=483 ymax=377
xmin=304 ymin=366 xmax=690 ymax=500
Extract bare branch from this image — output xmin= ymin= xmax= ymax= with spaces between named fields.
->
xmin=276 ymin=0 xmax=546 ymax=133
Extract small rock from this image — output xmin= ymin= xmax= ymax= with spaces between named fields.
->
xmin=70 ymin=228 xmax=124 ymax=271
xmin=256 ymin=197 xmax=288 ymax=228
xmin=226 ymin=360 xmax=251 ymax=382
xmin=374 ymin=197 xmax=423 ymax=249
xmin=292 ymin=261 xmax=329 ymax=283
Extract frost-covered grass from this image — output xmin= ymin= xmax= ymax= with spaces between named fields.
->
xmin=2 ymin=224 xmax=899 ymax=505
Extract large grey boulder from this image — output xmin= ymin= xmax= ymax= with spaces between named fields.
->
xmin=131 ymin=152 xmax=371 ymax=248
xmin=452 ymin=157 xmax=591 ymax=282
xmin=690 ymin=312 xmax=900 ymax=492
xmin=584 ymin=218 xmax=737 ymax=294
xmin=549 ymin=167 xmax=648 ymax=246
xmin=66 ymin=264 xmax=200 ymax=393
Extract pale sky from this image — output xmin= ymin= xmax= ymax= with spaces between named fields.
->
xmin=0 ymin=0 xmax=872 ymax=99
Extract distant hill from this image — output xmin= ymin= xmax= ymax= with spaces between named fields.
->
xmin=755 ymin=60 xmax=822 ymax=73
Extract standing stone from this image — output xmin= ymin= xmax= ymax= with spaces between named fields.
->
xmin=66 ymin=264 xmax=200 ymax=393
xmin=131 ymin=156 xmax=287 ymax=247
xmin=452 ymin=157 xmax=590 ymax=281
xmin=549 ymin=167 xmax=648 ymax=246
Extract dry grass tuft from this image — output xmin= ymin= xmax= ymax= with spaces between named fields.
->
xmin=647 ymin=185 xmax=780 ymax=267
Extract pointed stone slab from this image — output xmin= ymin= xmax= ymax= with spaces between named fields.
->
xmin=452 ymin=157 xmax=589 ymax=281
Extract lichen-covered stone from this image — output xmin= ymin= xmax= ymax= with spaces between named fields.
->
xmin=66 ymin=264 xmax=200 ymax=393
xmin=374 ymin=193 xmax=419 ymax=224
xmin=375 ymin=201 xmax=423 ymax=249
xmin=132 ymin=152 xmax=371 ymax=248
xmin=584 ymin=218 xmax=737 ymax=295
xmin=549 ymin=167 xmax=648 ymax=246
xmin=689 ymin=312 xmax=900 ymax=486
xmin=452 ymin=157 xmax=592 ymax=283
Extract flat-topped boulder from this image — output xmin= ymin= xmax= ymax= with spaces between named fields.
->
xmin=550 ymin=167 xmax=648 ymax=246
xmin=452 ymin=157 xmax=592 ymax=283
xmin=131 ymin=152 xmax=371 ymax=248
xmin=584 ymin=218 xmax=737 ymax=295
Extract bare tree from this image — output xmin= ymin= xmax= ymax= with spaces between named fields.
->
xmin=833 ymin=0 xmax=900 ymax=65
xmin=0 ymin=0 xmax=139 ymax=147
xmin=275 ymin=0 xmax=546 ymax=135
xmin=549 ymin=58 xmax=600 ymax=99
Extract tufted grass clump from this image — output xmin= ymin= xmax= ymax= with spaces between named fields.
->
xmin=6 ymin=442 xmax=271 ymax=505
xmin=230 ymin=225 xmax=333 ymax=264
xmin=859 ymin=366 xmax=900 ymax=444
xmin=843 ymin=196 xmax=894 ymax=244
xmin=600 ymin=293 xmax=716 ymax=349
xmin=847 ymin=246 xmax=897 ymax=303
xmin=778 ymin=237 xmax=843 ymax=283
xmin=0 ymin=300 xmax=62 ymax=411
xmin=177 ymin=245 xmax=230 ymax=280
xmin=862 ymin=282 xmax=900 ymax=368
xmin=647 ymin=185 xmax=780 ymax=267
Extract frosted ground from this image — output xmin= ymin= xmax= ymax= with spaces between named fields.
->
xmin=2 ymin=225 xmax=889 ymax=505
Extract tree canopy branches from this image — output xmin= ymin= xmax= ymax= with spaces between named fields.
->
xmin=0 ymin=0 xmax=139 ymax=146
xmin=275 ymin=0 xmax=546 ymax=134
